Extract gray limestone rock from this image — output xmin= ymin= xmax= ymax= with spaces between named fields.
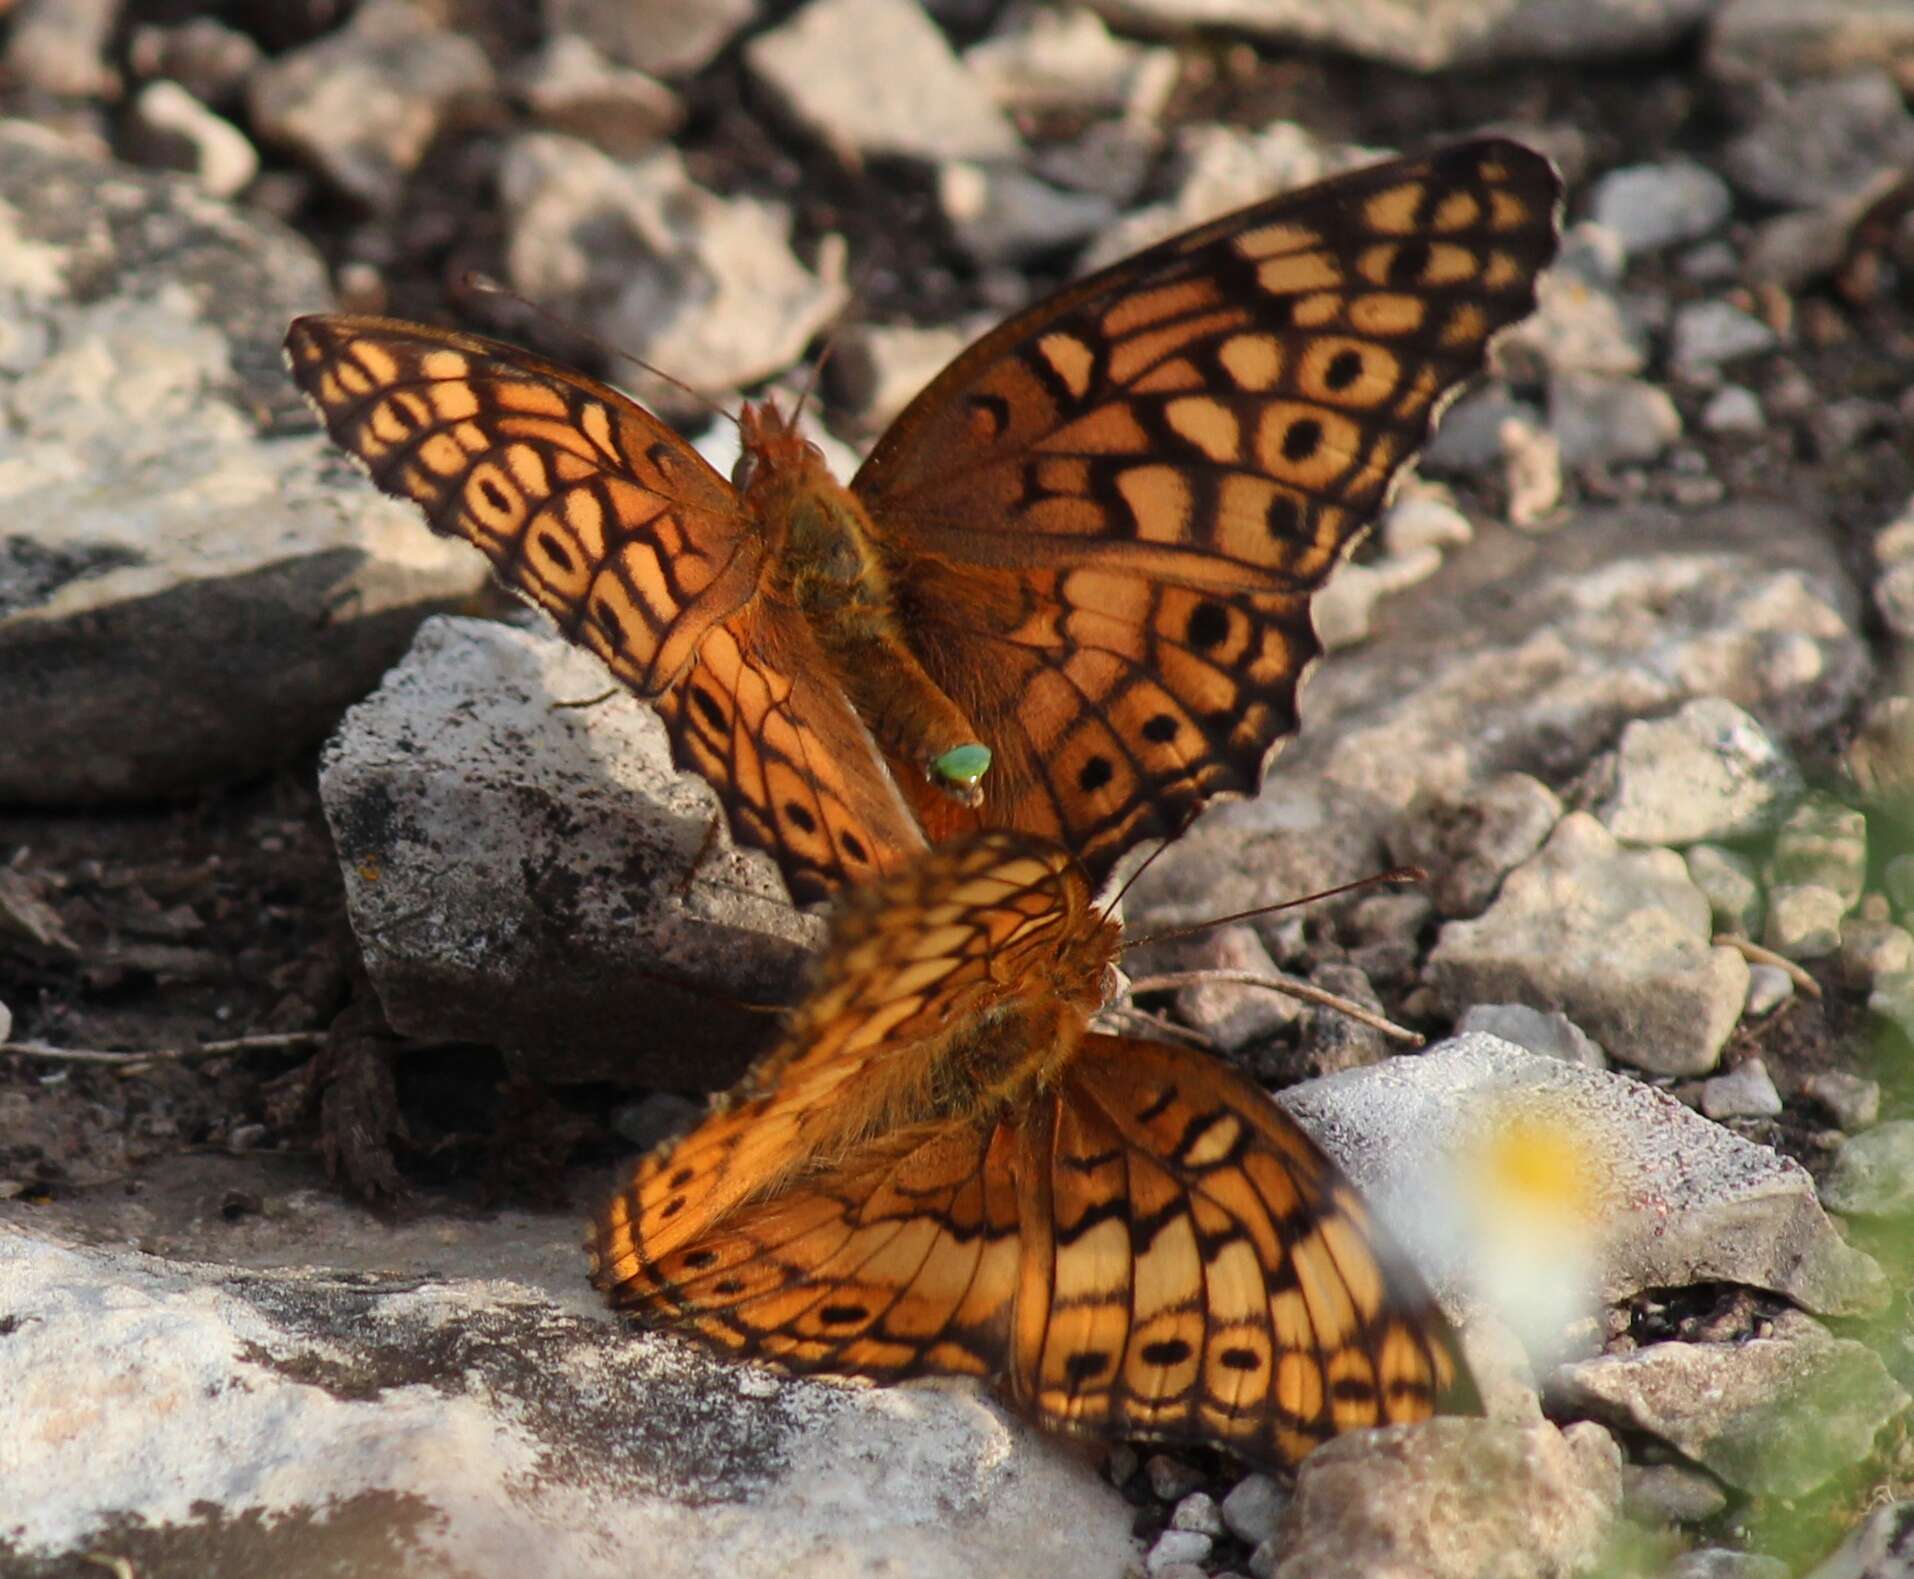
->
xmin=1268 ymin=1418 xmax=1621 ymax=1579
xmin=747 ymin=0 xmax=1021 ymax=165
xmin=1280 ymin=1034 xmax=1888 ymax=1319
xmin=1132 ymin=506 xmax=1868 ymax=949
xmin=0 ymin=123 xmax=487 ymax=807
xmin=1594 ymin=698 xmax=1803 ymax=846
xmin=318 ymin=617 xmax=822 ymax=1090
xmin=1550 ymin=1311 xmax=1910 ymax=1497
xmin=0 ymin=1225 xmax=1137 ymax=1578
xmin=1426 ymin=814 xmax=1749 ymax=1076
xmin=246 ymin=0 xmax=492 ymax=210
xmin=497 ymin=134 xmax=847 ymax=414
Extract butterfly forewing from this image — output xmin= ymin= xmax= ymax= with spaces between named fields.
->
xmin=856 ymin=139 xmax=1561 ymax=887
xmin=286 ymin=314 xmax=926 ymax=902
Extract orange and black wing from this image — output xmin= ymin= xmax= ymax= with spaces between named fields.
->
xmin=853 ymin=140 xmax=1561 ymax=887
xmin=286 ymin=314 xmax=922 ymax=902
xmin=595 ymin=1033 xmax=1472 ymax=1468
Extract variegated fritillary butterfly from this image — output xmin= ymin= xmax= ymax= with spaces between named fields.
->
xmin=287 ymin=139 xmax=1560 ymax=904
xmin=589 ymin=832 xmax=1475 ymax=1467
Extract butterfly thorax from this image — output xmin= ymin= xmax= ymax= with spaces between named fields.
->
xmin=738 ymin=400 xmax=993 ymax=806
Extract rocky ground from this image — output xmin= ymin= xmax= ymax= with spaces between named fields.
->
xmin=3 ymin=0 xmax=1914 ymax=1576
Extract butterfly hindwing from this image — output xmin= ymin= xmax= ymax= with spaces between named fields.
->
xmin=856 ymin=139 xmax=1561 ymax=886
xmin=593 ymin=833 xmax=1474 ymax=1469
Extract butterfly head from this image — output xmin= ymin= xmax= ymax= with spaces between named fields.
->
xmin=733 ymin=397 xmax=823 ymax=497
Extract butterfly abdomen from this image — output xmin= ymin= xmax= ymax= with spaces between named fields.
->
xmin=742 ymin=419 xmax=994 ymax=806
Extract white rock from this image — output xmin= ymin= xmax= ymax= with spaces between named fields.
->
xmin=1702 ymin=384 xmax=1765 ymax=434
xmin=1672 ymin=301 xmax=1780 ymax=380
xmin=0 ymin=1227 xmax=1137 ymax=1578
xmin=1147 ymin=1530 xmax=1213 ymax=1574
xmin=499 ymin=134 xmax=847 ymax=409
xmin=1722 ymin=68 xmax=1914 ymax=207
xmin=1171 ymin=1491 xmax=1225 ymax=1535
xmin=546 ymin=0 xmax=756 ymax=78
xmin=1220 ymin=1474 xmax=1288 ymax=1545
xmin=938 ymin=160 xmax=1117 ymax=266
xmin=1700 ymin=1057 xmax=1784 ymax=1120
xmin=1457 ymin=1004 xmax=1607 ymax=1068
xmin=1744 ymin=964 xmax=1794 ymax=1017
xmin=1820 ymin=1120 xmax=1914 ymax=1216
xmin=0 ymin=125 xmax=490 ymax=806
xmin=1596 ymin=698 xmax=1802 ymax=846
xmin=1590 ymin=161 xmax=1734 ymax=254
xmin=1269 ymin=1419 xmax=1621 ymax=1579
xmin=1550 ymin=372 xmax=1682 ymax=466
xmin=129 ymin=79 xmax=259 ymax=199
xmin=1686 ymin=844 xmax=1765 ymax=934
xmin=1550 ymin=1310 xmax=1910 ymax=1497
xmin=1428 ymin=815 xmax=1749 ymax=1076
xmin=1767 ymin=794 xmax=1868 ymax=904
xmin=1133 ymin=505 xmax=1868 ymax=953
xmin=1383 ymin=488 xmax=1474 ymax=556
xmin=1763 ymin=882 xmax=1850 ymax=959
xmin=246 ymin=0 xmax=493 ymax=210
xmin=963 ymin=6 xmax=1179 ymax=120
xmin=1799 ymin=1070 xmax=1881 ymax=1132
xmin=3 ymin=0 xmax=118 ymax=97
xmin=513 ymin=33 xmax=683 ymax=157
xmin=747 ymin=0 xmax=1021 ymax=165
xmin=1281 ymin=1034 xmax=1888 ymax=1319
xmin=320 ymin=618 xmax=822 ymax=1088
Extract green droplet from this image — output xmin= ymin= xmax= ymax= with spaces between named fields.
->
xmin=933 ymin=743 xmax=991 ymax=788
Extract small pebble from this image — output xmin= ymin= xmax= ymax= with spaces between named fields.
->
xmin=1621 ymin=1461 xmax=1729 ymax=1525
xmin=1221 ymin=1473 xmax=1289 ymax=1545
xmin=1820 ymin=1121 xmax=1914 ymax=1217
xmin=1701 ymin=384 xmax=1763 ymax=433
xmin=1743 ymin=965 xmax=1794 ymax=1018
xmin=1145 ymin=1453 xmax=1204 ymax=1502
xmin=1146 ymin=1529 xmax=1213 ymax=1575
xmin=1799 ymin=1070 xmax=1881 ymax=1132
xmin=226 ymin=1123 xmax=269 ymax=1151
xmin=1171 ymin=1491 xmax=1225 ymax=1536
xmin=1701 ymin=1057 xmax=1784 ymax=1121
xmin=1763 ymin=883 xmax=1847 ymax=959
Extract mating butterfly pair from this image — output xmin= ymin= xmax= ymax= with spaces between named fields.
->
xmin=288 ymin=138 xmax=1560 ymax=1465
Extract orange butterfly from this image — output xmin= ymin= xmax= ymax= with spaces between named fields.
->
xmin=590 ymin=833 xmax=1475 ymax=1467
xmin=287 ymin=139 xmax=1559 ymax=903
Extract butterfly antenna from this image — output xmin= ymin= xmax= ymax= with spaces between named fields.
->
xmin=1120 ymin=864 xmax=1427 ymax=952
xmin=1099 ymin=830 xmax=1180 ymax=921
xmin=457 ymin=271 xmax=740 ymax=431
xmin=790 ymin=248 xmax=884 ymax=430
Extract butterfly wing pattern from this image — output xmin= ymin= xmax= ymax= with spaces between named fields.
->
xmin=288 ymin=139 xmax=1558 ymax=904
xmin=591 ymin=833 xmax=1473 ymax=1468
xmin=285 ymin=317 xmax=926 ymax=901
xmin=857 ymin=138 xmax=1561 ymax=883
